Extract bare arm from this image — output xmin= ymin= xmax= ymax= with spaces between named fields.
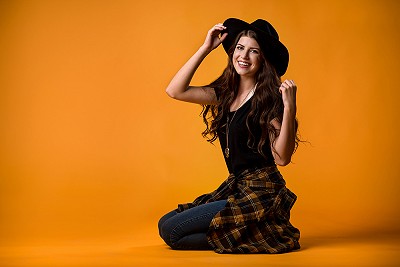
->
xmin=270 ymin=80 xmax=297 ymax=166
xmin=165 ymin=23 xmax=228 ymax=105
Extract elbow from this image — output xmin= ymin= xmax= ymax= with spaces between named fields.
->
xmin=274 ymin=156 xmax=292 ymax=166
xmin=166 ymin=85 xmax=186 ymax=99
xmin=276 ymin=160 xmax=290 ymax=167
xmin=165 ymin=87 xmax=176 ymax=99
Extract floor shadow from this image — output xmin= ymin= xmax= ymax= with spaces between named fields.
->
xmin=299 ymin=229 xmax=400 ymax=251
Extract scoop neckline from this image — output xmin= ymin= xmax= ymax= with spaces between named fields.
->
xmin=229 ymin=95 xmax=253 ymax=113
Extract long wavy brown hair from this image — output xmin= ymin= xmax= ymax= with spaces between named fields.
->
xmin=201 ymin=30 xmax=300 ymax=159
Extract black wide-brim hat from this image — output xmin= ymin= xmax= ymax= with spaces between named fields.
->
xmin=221 ymin=18 xmax=289 ymax=76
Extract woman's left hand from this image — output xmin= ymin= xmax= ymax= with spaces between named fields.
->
xmin=279 ymin=79 xmax=297 ymax=112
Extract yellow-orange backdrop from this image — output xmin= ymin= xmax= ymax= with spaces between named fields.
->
xmin=1 ymin=0 xmax=399 ymax=247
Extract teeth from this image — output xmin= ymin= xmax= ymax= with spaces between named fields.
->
xmin=238 ymin=61 xmax=249 ymax=66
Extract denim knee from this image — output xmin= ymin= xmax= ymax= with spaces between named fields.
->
xmin=158 ymin=210 xmax=177 ymax=240
xmin=165 ymin=212 xmax=214 ymax=248
xmin=159 ymin=200 xmax=227 ymax=249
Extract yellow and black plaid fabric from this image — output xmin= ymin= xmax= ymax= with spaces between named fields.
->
xmin=177 ymin=166 xmax=300 ymax=254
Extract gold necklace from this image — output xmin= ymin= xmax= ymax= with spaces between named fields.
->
xmin=224 ymin=84 xmax=257 ymax=158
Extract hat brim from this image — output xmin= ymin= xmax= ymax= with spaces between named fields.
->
xmin=222 ymin=18 xmax=289 ymax=76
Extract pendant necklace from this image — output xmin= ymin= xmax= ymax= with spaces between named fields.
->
xmin=225 ymin=84 xmax=257 ymax=158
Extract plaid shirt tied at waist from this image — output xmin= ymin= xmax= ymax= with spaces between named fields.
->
xmin=177 ymin=166 xmax=300 ymax=254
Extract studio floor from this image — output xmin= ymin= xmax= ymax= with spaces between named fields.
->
xmin=1 ymin=233 xmax=399 ymax=267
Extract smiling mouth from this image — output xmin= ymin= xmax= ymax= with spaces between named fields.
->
xmin=238 ymin=61 xmax=250 ymax=67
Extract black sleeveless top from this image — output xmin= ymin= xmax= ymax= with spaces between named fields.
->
xmin=217 ymin=96 xmax=275 ymax=175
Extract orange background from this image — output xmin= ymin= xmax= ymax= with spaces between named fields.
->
xmin=1 ymin=0 xmax=399 ymax=251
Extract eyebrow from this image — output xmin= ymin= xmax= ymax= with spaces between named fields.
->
xmin=237 ymin=43 xmax=260 ymax=50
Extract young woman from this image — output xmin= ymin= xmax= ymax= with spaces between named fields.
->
xmin=158 ymin=18 xmax=300 ymax=254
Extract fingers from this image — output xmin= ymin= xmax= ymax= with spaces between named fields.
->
xmin=213 ymin=23 xmax=226 ymax=31
xmin=279 ymin=79 xmax=296 ymax=93
xmin=208 ymin=23 xmax=226 ymax=36
xmin=281 ymin=79 xmax=296 ymax=88
xmin=279 ymin=80 xmax=297 ymax=110
xmin=203 ymin=23 xmax=228 ymax=52
xmin=219 ymin=32 xmax=228 ymax=42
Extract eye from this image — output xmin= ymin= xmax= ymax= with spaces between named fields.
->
xmin=250 ymin=49 xmax=259 ymax=54
xmin=236 ymin=45 xmax=244 ymax=50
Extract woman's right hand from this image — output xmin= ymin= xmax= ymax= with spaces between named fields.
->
xmin=201 ymin=23 xmax=228 ymax=52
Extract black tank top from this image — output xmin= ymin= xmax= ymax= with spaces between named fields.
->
xmin=217 ymin=96 xmax=275 ymax=175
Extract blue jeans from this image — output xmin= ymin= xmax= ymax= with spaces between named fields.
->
xmin=158 ymin=200 xmax=227 ymax=250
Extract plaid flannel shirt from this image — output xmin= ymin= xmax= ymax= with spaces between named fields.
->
xmin=177 ymin=166 xmax=300 ymax=254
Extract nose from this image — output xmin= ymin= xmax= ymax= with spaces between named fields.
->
xmin=240 ymin=49 xmax=250 ymax=59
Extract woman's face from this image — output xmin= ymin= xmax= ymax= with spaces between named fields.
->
xmin=232 ymin=36 xmax=261 ymax=78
